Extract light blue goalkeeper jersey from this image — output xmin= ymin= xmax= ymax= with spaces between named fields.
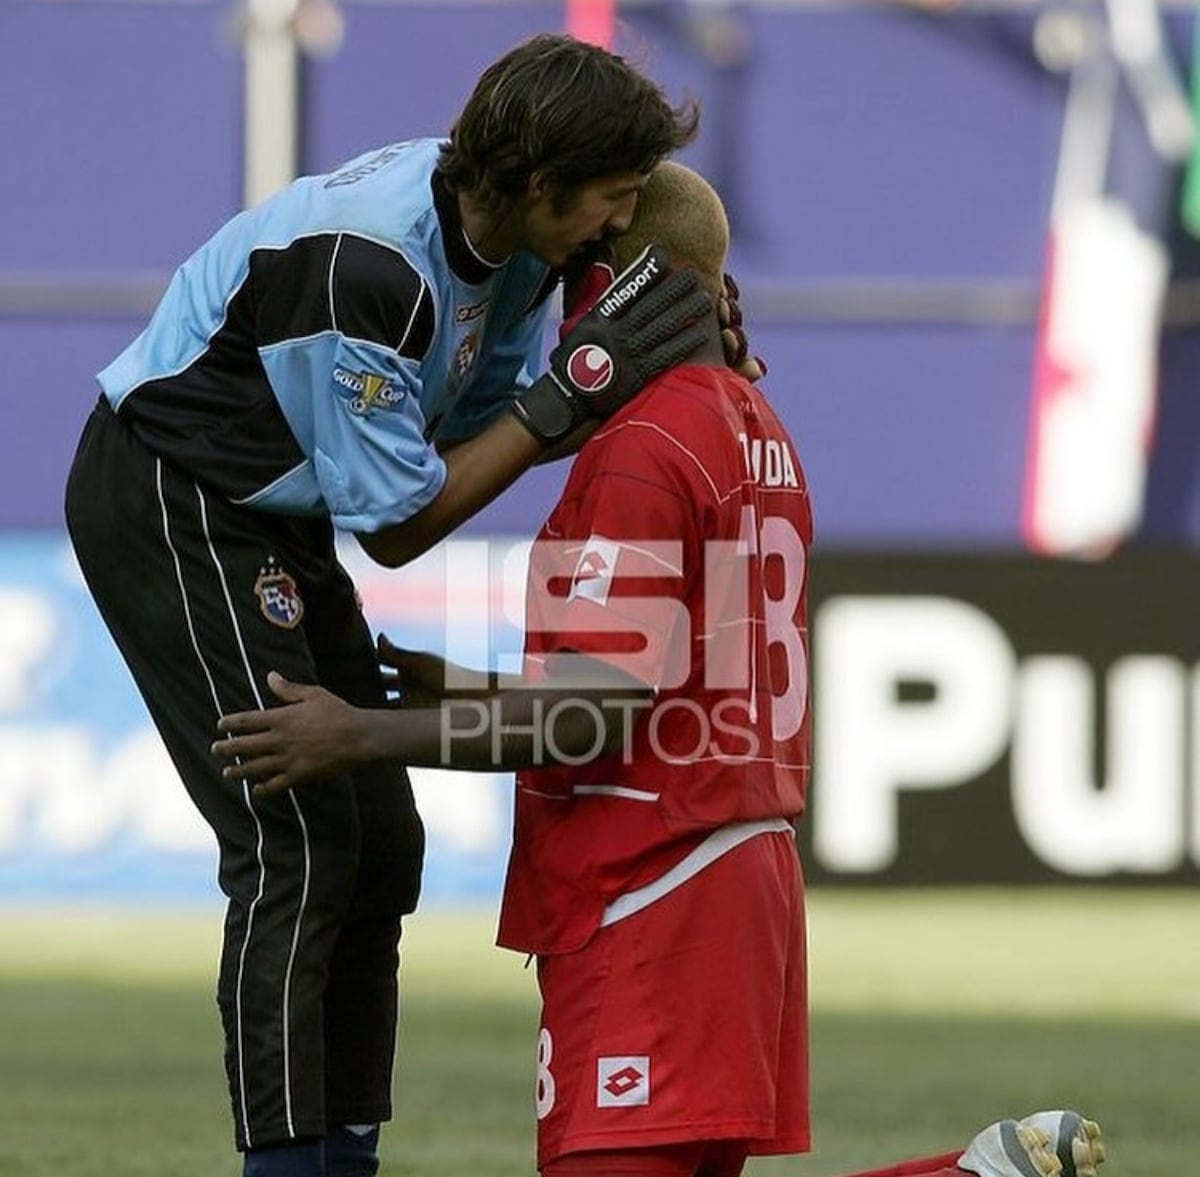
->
xmin=98 ymin=138 xmax=557 ymax=533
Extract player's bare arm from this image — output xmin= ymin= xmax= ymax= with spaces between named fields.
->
xmin=358 ymin=247 xmax=710 ymax=568
xmin=440 ymin=420 xmax=599 ymax=466
xmin=213 ymin=654 xmax=651 ymax=795
xmin=357 ymin=411 xmax=543 ymax=567
xmin=358 ymin=402 xmax=593 ymax=570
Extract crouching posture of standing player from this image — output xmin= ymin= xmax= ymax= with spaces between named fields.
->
xmin=64 ymin=34 xmax=715 ymax=1177
xmin=213 ymin=164 xmax=1106 ymax=1177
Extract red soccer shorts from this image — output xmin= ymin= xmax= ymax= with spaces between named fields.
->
xmin=532 ymin=829 xmax=810 ymax=1170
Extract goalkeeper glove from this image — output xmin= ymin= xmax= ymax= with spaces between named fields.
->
xmin=512 ymin=244 xmax=711 ymax=444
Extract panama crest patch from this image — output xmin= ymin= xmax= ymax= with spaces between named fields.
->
xmin=254 ymin=559 xmax=304 ymax=629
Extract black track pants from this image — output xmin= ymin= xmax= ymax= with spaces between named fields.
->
xmin=65 ymin=400 xmax=425 ymax=1150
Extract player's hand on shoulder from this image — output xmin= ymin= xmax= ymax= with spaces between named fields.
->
xmin=719 ymin=271 xmax=767 ymax=382
xmin=212 ymin=672 xmax=365 ymax=795
xmin=512 ymin=244 xmax=712 ymax=444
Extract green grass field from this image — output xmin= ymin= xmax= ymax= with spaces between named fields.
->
xmin=0 ymin=888 xmax=1196 ymax=1177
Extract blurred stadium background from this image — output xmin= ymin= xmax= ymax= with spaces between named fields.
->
xmin=1 ymin=0 xmax=1198 ymax=1174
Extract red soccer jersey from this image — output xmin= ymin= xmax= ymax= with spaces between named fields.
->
xmin=497 ymin=363 xmax=814 ymax=955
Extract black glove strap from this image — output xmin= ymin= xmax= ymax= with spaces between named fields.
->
xmin=510 ymin=375 xmax=578 ymax=444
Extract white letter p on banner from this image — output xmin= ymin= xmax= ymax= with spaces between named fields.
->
xmin=813 ymin=597 xmax=1016 ymax=872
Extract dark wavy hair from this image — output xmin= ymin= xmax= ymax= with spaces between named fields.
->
xmin=437 ymin=34 xmax=700 ymax=209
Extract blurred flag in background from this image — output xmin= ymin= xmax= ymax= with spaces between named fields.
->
xmin=1022 ymin=0 xmax=1193 ymax=557
xmin=565 ymin=0 xmax=615 ymax=46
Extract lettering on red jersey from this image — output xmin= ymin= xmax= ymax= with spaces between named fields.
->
xmin=738 ymin=432 xmax=799 ymax=487
xmin=596 ymin=1056 xmax=650 ymax=1107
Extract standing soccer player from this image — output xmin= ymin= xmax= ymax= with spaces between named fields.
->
xmin=64 ymin=34 xmax=714 ymax=1177
xmin=213 ymin=164 xmax=1104 ymax=1177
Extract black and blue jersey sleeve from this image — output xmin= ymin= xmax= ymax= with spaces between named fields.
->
xmin=329 ymin=234 xmax=436 ymax=358
xmin=256 ymin=234 xmax=448 ymax=532
xmin=250 ymin=232 xmax=435 ymax=359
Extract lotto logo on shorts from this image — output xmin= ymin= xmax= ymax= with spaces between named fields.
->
xmin=596 ymin=1056 xmax=650 ymax=1107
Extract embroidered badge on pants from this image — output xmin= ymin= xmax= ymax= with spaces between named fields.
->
xmin=254 ymin=559 xmax=304 ymax=629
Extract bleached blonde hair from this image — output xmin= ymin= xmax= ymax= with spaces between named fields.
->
xmin=611 ymin=160 xmax=730 ymax=298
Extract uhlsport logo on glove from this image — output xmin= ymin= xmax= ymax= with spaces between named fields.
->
xmin=511 ymin=243 xmax=697 ymax=443
xmin=565 ymin=344 xmax=615 ymax=392
xmin=595 ymin=250 xmax=661 ymax=318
